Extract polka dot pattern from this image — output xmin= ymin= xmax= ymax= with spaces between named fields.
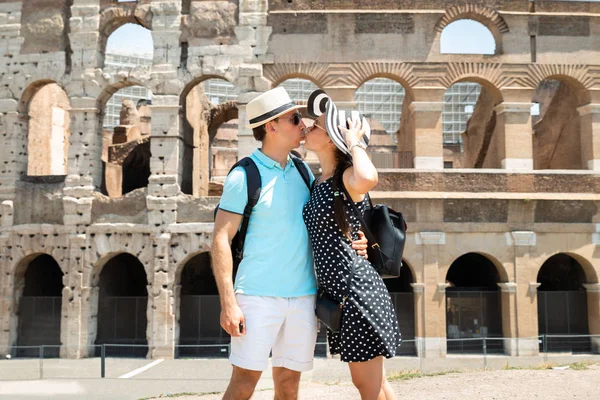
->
xmin=302 ymin=177 xmax=401 ymax=362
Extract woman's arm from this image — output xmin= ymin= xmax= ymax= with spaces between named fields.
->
xmin=340 ymin=118 xmax=378 ymax=201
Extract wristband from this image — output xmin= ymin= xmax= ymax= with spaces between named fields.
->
xmin=348 ymin=142 xmax=366 ymax=152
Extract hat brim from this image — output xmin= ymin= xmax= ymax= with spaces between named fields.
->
xmin=246 ymin=104 xmax=303 ymax=129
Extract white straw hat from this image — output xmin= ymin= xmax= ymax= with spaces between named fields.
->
xmin=307 ymin=89 xmax=370 ymax=158
xmin=246 ymin=87 xmax=303 ymax=129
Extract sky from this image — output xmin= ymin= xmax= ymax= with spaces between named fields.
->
xmin=107 ymin=19 xmax=496 ymax=57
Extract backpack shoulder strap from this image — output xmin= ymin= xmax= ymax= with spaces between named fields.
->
xmin=290 ymin=154 xmax=311 ymax=189
xmin=227 ymin=157 xmax=261 ymax=259
xmin=233 ymin=157 xmax=261 ymax=214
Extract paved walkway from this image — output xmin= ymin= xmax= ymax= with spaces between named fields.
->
xmin=1 ymin=355 xmax=599 ymax=400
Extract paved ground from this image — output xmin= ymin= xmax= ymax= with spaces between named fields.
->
xmin=184 ymin=364 xmax=600 ymax=400
xmin=1 ymin=355 xmax=599 ymax=400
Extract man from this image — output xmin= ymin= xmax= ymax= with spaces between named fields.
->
xmin=211 ymin=87 xmax=366 ymax=400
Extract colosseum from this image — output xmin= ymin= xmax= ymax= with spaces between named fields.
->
xmin=0 ymin=0 xmax=599 ymax=361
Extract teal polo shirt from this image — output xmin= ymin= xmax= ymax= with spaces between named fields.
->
xmin=218 ymin=149 xmax=317 ymax=297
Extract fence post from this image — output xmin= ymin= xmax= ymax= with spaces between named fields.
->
xmin=543 ymin=334 xmax=548 ymax=362
xmin=419 ymin=339 xmax=423 ymax=374
xmin=39 ymin=346 xmax=44 ymax=380
xmin=101 ymin=345 xmax=106 ymax=378
xmin=483 ymin=338 xmax=487 ymax=370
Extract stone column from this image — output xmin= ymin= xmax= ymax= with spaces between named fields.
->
xmin=148 ymin=96 xmax=181 ymax=227
xmin=148 ymin=233 xmax=175 ymax=359
xmin=69 ymin=1 xmax=101 ymax=71
xmin=494 ymin=102 xmax=534 ymax=170
xmin=60 ymin=234 xmax=88 ymax=358
xmin=0 ymin=102 xmax=23 ymax=201
xmin=410 ymin=282 xmax=425 ymax=357
xmin=0 ymin=228 xmax=10 ymax=355
xmin=511 ymin=231 xmax=540 ymax=356
xmin=236 ymin=0 xmax=270 ymax=160
xmin=577 ymin=104 xmax=600 ymax=171
xmin=583 ymin=283 xmax=600 ymax=352
xmin=67 ymin=97 xmax=104 ymax=190
xmin=498 ymin=282 xmax=518 ymax=355
xmin=411 ymin=100 xmax=444 ymax=170
xmin=237 ymin=92 xmax=261 ymax=159
xmin=418 ymin=232 xmax=447 ymax=357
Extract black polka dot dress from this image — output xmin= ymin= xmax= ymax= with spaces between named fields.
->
xmin=303 ymin=177 xmax=401 ymax=362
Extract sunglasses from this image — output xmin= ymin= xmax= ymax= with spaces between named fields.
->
xmin=282 ymin=112 xmax=302 ymax=126
xmin=310 ymin=121 xmax=326 ymax=132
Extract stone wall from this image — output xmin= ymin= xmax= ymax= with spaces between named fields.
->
xmin=0 ymin=0 xmax=599 ymax=360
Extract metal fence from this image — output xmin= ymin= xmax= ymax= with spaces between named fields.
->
xmin=538 ymin=291 xmax=590 ymax=353
xmin=446 ymin=291 xmax=503 ymax=354
xmin=16 ymin=297 xmax=62 ymax=358
xmin=2 ymin=335 xmax=599 ymax=380
xmin=95 ymin=296 xmax=148 ymax=357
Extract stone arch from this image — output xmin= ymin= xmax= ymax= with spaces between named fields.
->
xmin=98 ymin=4 xmax=153 ymax=67
xmin=18 ymin=80 xmax=72 ymax=177
xmin=208 ymin=101 xmax=238 ymax=143
xmin=531 ymin=75 xmax=591 ymax=170
xmin=440 ymin=75 xmax=504 ymax=169
xmin=542 ymin=252 xmax=598 ymax=284
xmin=92 ymin=252 xmax=149 ymax=357
xmin=174 ymin=251 xmax=228 ymax=356
xmin=348 ymin=67 xmax=417 ymax=100
xmin=263 ymin=63 xmax=329 ymax=89
xmin=536 ymin=253 xmax=593 ymax=352
xmin=445 ymin=252 xmax=505 ymax=354
xmin=444 ymin=251 xmax=509 ymax=286
xmin=8 ymin=253 xmax=65 ymax=356
xmin=180 ymin=76 xmax=236 ymax=196
xmin=96 ymin=80 xmax=149 ymax=115
xmin=435 ymin=5 xmax=508 ymax=54
xmin=272 ymin=73 xmax=322 ymax=91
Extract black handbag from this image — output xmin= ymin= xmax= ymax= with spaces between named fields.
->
xmin=315 ymin=251 xmax=357 ymax=332
xmin=341 ymin=185 xmax=407 ymax=279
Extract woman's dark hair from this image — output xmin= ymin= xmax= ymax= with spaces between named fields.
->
xmin=332 ymin=148 xmax=353 ymax=237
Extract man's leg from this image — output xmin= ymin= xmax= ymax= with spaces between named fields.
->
xmin=272 ymin=367 xmax=301 ymax=400
xmin=271 ymin=295 xmax=318 ymax=400
xmin=223 ymin=366 xmax=262 ymax=400
xmin=228 ymin=295 xmax=285 ymax=399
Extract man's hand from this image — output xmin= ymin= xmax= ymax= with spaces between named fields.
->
xmin=220 ymin=303 xmax=246 ymax=337
xmin=352 ymin=230 xmax=369 ymax=259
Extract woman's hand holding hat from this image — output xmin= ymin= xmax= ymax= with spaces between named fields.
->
xmin=339 ymin=117 xmax=367 ymax=150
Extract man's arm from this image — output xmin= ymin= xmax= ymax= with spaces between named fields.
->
xmin=211 ymin=209 xmax=245 ymax=337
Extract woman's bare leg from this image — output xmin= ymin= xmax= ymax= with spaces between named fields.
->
xmin=348 ymin=356 xmax=384 ymax=400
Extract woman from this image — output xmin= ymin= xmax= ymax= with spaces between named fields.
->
xmin=302 ymin=90 xmax=401 ymax=400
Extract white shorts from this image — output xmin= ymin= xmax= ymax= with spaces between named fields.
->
xmin=229 ymin=294 xmax=317 ymax=372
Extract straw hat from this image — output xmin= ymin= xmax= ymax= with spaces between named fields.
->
xmin=246 ymin=87 xmax=303 ymax=129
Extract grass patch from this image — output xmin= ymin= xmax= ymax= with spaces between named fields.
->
xmin=503 ymin=362 xmax=556 ymax=371
xmin=388 ymin=369 xmax=461 ymax=382
xmin=502 ymin=361 xmax=596 ymax=371
xmin=569 ymin=361 xmax=593 ymax=370
xmin=139 ymin=393 xmax=217 ymax=400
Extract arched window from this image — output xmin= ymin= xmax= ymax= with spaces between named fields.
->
xmin=532 ymin=79 xmax=587 ymax=170
xmin=26 ymin=83 xmax=71 ymax=176
xmin=441 ymin=20 xmax=496 ymax=55
xmin=355 ymin=78 xmax=405 ymax=135
xmin=278 ymin=78 xmax=319 ymax=102
xmin=181 ymin=78 xmax=238 ymax=196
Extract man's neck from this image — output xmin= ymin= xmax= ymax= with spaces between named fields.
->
xmin=261 ymin=140 xmax=290 ymax=168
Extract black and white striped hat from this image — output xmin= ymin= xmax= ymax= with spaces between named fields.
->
xmin=307 ymin=89 xmax=370 ymax=157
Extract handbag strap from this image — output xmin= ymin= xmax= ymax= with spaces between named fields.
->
xmin=340 ymin=183 xmax=379 ymax=251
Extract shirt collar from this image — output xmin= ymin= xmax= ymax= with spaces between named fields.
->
xmin=253 ymin=149 xmax=294 ymax=171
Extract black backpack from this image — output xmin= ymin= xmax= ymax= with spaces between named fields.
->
xmin=215 ymin=154 xmax=312 ymax=275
